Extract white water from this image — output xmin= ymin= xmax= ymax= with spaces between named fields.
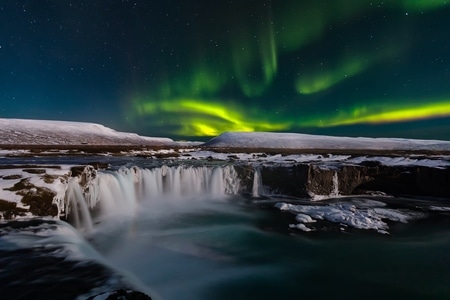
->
xmin=331 ymin=171 xmax=339 ymax=197
xmin=252 ymin=168 xmax=263 ymax=198
xmin=64 ymin=165 xmax=241 ymax=233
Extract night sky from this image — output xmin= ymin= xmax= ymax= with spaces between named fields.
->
xmin=1 ymin=1 xmax=450 ymax=140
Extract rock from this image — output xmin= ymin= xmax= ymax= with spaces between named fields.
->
xmin=88 ymin=289 xmax=152 ymax=300
xmin=252 ymin=163 xmax=450 ymax=199
xmin=0 ymin=199 xmax=27 ymax=219
xmin=71 ymin=165 xmax=97 ymax=187
xmin=21 ymin=186 xmax=58 ymax=216
xmin=3 ymin=178 xmax=59 ymax=217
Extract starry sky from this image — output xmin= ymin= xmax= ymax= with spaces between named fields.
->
xmin=1 ymin=1 xmax=450 ymax=140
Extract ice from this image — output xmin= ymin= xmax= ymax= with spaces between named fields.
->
xmin=275 ymin=201 xmax=426 ymax=233
xmin=428 ymin=206 xmax=450 ymax=212
xmin=295 ymin=213 xmax=316 ymax=223
xmin=373 ymin=208 xmax=426 ymax=223
xmin=289 ymin=223 xmax=313 ymax=232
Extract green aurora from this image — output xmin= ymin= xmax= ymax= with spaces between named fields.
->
xmin=126 ymin=0 xmax=450 ymax=139
xmin=2 ymin=0 xmax=449 ymax=140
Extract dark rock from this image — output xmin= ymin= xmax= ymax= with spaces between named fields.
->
xmin=228 ymin=155 xmax=240 ymax=160
xmin=258 ymin=165 xmax=310 ymax=197
xmin=99 ymin=289 xmax=152 ymax=300
xmin=246 ymin=163 xmax=450 ymax=199
xmin=21 ymin=187 xmax=58 ymax=217
xmin=4 ymin=178 xmax=33 ymax=192
xmin=355 ymin=165 xmax=450 ymax=198
xmin=3 ymin=178 xmax=58 ymax=217
xmin=2 ymin=174 xmax=22 ymax=180
xmin=71 ymin=165 xmax=97 ymax=186
xmin=359 ymin=160 xmax=382 ymax=167
xmin=307 ymin=165 xmax=337 ymax=196
xmin=337 ymin=165 xmax=374 ymax=194
xmin=23 ymin=169 xmax=47 ymax=174
xmin=0 ymin=199 xmax=27 ymax=220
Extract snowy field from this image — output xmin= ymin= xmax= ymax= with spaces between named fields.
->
xmin=2 ymin=118 xmax=450 ymax=153
xmin=0 ymin=118 xmax=174 ymax=146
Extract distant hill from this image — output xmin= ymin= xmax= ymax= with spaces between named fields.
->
xmin=203 ymin=132 xmax=450 ymax=153
xmin=0 ymin=118 xmax=174 ymax=146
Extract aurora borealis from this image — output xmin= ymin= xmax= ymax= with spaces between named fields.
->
xmin=1 ymin=1 xmax=450 ymax=140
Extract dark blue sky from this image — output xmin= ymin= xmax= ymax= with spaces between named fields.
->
xmin=1 ymin=1 xmax=450 ymax=140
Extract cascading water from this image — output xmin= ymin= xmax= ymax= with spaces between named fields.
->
xmin=331 ymin=171 xmax=339 ymax=197
xmin=252 ymin=168 xmax=263 ymax=198
xmin=63 ymin=165 xmax=241 ymax=232
xmin=64 ymin=179 xmax=95 ymax=233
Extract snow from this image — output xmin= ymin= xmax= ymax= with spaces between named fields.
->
xmin=295 ymin=213 xmax=316 ymax=223
xmin=348 ymin=156 xmax=450 ymax=168
xmin=0 ymin=166 xmax=70 ymax=204
xmin=275 ymin=200 xmax=426 ymax=234
xmin=203 ymin=131 xmax=450 ymax=152
xmin=0 ymin=118 xmax=174 ymax=145
xmin=174 ymin=150 xmax=450 ymax=169
xmin=289 ymin=223 xmax=313 ymax=232
xmin=428 ymin=206 xmax=450 ymax=212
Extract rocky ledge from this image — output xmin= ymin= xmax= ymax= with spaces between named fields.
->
xmin=237 ymin=162 xmax=450 ymax=199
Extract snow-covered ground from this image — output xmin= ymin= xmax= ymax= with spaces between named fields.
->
xmin=0 ymin=166 xmax=70 ymax=204
xmin=175 ymin=150 xmax=450 ymax=168
xmin=2 ymin=118 xmax=450 ymax=152
xmin=203 ymin=132 xmax=450 ymax=152
xmin=0 ymin=118 xmax=174 ymax=146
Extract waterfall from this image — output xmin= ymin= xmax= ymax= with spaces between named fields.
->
xmin=331 ymin=171 xmax=339 ymax=197
xmin=64 ymin=179 xmax=94 ymax=233
xmin=308 ymin=170 xmax=340 ymax=201
xmin=63 ymin=165 xmax=241 ymax=232
xmin=252 ymin=168 xmax=263 ymax=198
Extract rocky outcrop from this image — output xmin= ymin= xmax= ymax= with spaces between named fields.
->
xmin=2 ymin=177 xmax=60 ymax=218
xmin=2 ymin=161 xmax=449 ymax=222
xmin=250 ymin=163 xmax=450 ymax=199
xmin=0 ymin=164 xmax=103 ymax=220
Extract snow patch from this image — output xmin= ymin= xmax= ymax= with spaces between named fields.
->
xmin=275 ymin=200 xmax=426 ymax=234
xmin=428 ymin=206 xmax=450 ymax=212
